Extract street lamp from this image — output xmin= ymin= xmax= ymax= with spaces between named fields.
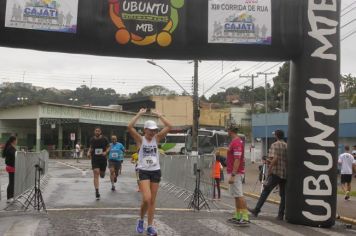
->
xmin=147 ymin=60 xmax=190 ymax=95
xmin=203 ymin=68 xmax=240 ymax=96
xmin=69 ymin=98 xmax=79 ymax=104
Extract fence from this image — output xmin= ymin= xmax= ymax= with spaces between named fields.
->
xmin=160 ymin=154 xmax=215 ymax=201
xmin=14 ymin=150 xmax=49 ymax=198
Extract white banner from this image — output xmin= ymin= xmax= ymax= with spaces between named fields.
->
xmin=208 ymin=0 xmax=272 ymax=44
xmin=5 ymin=0 xmax=79 ymax=33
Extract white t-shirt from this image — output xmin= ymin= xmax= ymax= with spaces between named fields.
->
xmin=137 ymin=136 xmax=160 ymax=171
xmin=338 ymin=152 xmax=356 ymax=175
xmin=75 ymin=144 xmax=80 ymax=153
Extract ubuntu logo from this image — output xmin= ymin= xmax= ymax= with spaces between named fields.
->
xmin=109 ymin=0 xmax=184 ymax=47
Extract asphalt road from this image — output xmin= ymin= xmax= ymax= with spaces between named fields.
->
xmin=0 ymin=159 xmax=355 ymax=236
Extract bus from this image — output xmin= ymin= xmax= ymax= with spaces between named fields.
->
xmin=161 ymin=133 xmax=187 ymax=154
xmin=185 ymin=128 xmax=245 ymax=157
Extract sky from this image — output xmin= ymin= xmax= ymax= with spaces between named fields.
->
xmin=0 ymin=0 xmax=355 ymax=98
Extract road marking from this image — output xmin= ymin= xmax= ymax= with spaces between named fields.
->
xmin=4 ymin=219 xmax=40 ymax=236
xmin=198 ymin=219 xmax=251 ymax=236
xmin=56 ymin=161 xmax=83 ymax=172
xmin=251 ymin=220 xmax=304 ymax=236
xmin=155 ymin=219 xmax=181 ymax=236
xmin=47 ymin=207 xmax=194 ymax=212
xmin=309 ymin=227 xmax=345 ymax=236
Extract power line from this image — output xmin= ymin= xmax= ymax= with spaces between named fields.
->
xmin=342 ymin=1 xmax=356 ymax=12
xmin=341 ymin=6 xmax=356 ymax=17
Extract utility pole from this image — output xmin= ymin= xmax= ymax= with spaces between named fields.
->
xmin=192 ymin=60 xmax=199 ymax=154
xmin=239 ymin=74 xmax=256 ymax=140
xmin=257 ymin=72 xmax=275 ymax=156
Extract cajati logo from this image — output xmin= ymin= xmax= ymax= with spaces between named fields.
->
xmin=109 ymin=0 xmax=184 ymax=47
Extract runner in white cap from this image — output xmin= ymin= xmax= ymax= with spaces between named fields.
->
xmin=128 ymin=108 xmax=172 ymax=236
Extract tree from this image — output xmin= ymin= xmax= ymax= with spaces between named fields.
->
xmin=270 ymin=62 xmax=290 ymax=112
xmin=139 ymin=85 xmax=176 ymax=96
xmin=340 ymin=74 xmax=356 ymax=107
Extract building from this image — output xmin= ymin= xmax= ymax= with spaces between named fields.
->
xmin=252 ymin=108 xmax=356 ymax=155
xmin=230 ymin=104 xmax=251 ymax=127
xmin=119 ymin=95 xmax=193 ymax=130
xmin=0 ymin=102 xmax=158 ymax=152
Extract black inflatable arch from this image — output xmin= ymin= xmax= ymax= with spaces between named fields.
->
xmin=0 ymin=0 xmax=340 ymax=227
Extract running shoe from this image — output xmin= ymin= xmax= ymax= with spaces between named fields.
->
xmin=227 ymin=217 xmax=240 ymax=223
xmin=111 ymin=185 xmax=115 ymax=191
xmin=146 ymin=226 xmax=158 ymax=236
xmin=238 ymin=219 xmax=251 ymax=225
xmin=136 ymin=219 xmax=144 ymax=234
xmin=345 ymin=191 xmax=350 ymax=200
xmin=96 ymin=192 xmax=100 ymax=200
xmin=6 ymin=198 xmax=14 ymax=204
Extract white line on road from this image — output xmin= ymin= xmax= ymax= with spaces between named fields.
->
xmin=154 ymin=219 xmax=181 ymax=236
xmin=4 ymin=219 xmax=40 ymax=236
xmin=309 ymin=227 xmax=345 ymax=236
xmin=56 ymin=161 xmax=84 ymax=172
xmin=251 ymin=220 xmax=304 ymax=236
xmin=198 ymin=219 xmax=251 ymax=236
xmin=47 ymin=207 xmax=193 ymax=212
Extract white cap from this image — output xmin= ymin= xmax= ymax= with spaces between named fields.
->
xmin=144 ymin=120 xmax=158 ymax=130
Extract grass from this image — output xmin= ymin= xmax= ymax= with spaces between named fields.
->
xmin=337 ymin=190 xmax=356 ymax=197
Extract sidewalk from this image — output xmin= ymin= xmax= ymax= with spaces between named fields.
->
xmin=221 ymin=161 xmax=356 ymax=223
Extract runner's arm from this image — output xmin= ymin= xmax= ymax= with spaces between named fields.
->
xmin=128 ymin=108 xmax=146 ymax=146
xmin=153 ymin=110 xmax=172 ymax=143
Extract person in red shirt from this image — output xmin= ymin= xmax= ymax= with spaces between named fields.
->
xmin=226 ymin=125 xmax=250 ymax=225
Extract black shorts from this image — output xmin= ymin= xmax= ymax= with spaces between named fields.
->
xmin=108 ymin=160 xmax=122 ymax=170
xmin=341 ymin=174 xmax=352 ymax=184
xmin=138 ymin=169 xmax=161 ymax=183
xmin=92 ymin=157 xmax=107 ymax=172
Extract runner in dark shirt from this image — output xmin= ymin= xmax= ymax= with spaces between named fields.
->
xmin=87 ymin=127 xmax=109 ymax=200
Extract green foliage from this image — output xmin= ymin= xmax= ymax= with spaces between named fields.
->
xmin=340 ymin=74 xmax=356 ymax=107
xmin=0 ymin=84 xmax=122 ymax=107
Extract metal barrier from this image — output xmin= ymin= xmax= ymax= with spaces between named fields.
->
xmin=14 ymin=150 xmax=49 ymax=198
xmin=160 ymin=154 xmax=215 ymax=204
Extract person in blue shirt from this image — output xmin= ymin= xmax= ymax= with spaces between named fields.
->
xmin=108 ymin=135 xmax=125 ymax=191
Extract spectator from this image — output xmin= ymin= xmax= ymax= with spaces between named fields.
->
xmin=249 ymin=129 xmax=287 ymax=220
xmin=338 ymin=145 xmax=356 ymax=200
xmin=3 ymin=136 xmax=17 ymax=203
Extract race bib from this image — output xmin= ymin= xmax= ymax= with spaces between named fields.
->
xmin=142 ymin=156 xmax=158 ymax=168
xmin=141 ymin=146 xmax=158 ymax=168
xmin=111 ymin=153 xmax=119 ymax=158
xmin=95 ymin=148 xmax=103 ymax=155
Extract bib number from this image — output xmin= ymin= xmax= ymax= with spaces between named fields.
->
xmin=112 ymin=153 xmax=119 ymax=158
xmin=95 ymin=148 xmax=103 ymax=155
xmin=143 ymin=156 xmax=157 ymax=168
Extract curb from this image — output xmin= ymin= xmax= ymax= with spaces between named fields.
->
xmin=221 ymin=184 xmax=356 ymax=225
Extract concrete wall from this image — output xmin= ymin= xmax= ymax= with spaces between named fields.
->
xmin=152 ymin=96 xmax=193 ymax=127
xmin=199 ymin=107 xmax=230 ymax=127
xmin=0 ymin=119 xmax=36 ymax=147
xmin=231 ymin=106 xmax=251 ymax=126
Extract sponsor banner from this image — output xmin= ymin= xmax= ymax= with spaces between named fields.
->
xmin=208 ymin=0 xmax=271 ymax=44
xmin=5 ymin=0 xmax=78 ymax=33
xmin=109 ymin=0 xmax=185 ymax=47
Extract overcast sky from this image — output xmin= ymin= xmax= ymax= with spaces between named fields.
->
xmin=0 ymin=0 xmax=355 ymax=98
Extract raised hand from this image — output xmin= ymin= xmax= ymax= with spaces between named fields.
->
xmin=151 ymin=110 xmax=162 ymax=117
xmin=138 ymin=108 xmax=147 ymax=115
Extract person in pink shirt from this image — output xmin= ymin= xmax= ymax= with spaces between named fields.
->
xmin=226 ymin=125 xmax=250 ymax=225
